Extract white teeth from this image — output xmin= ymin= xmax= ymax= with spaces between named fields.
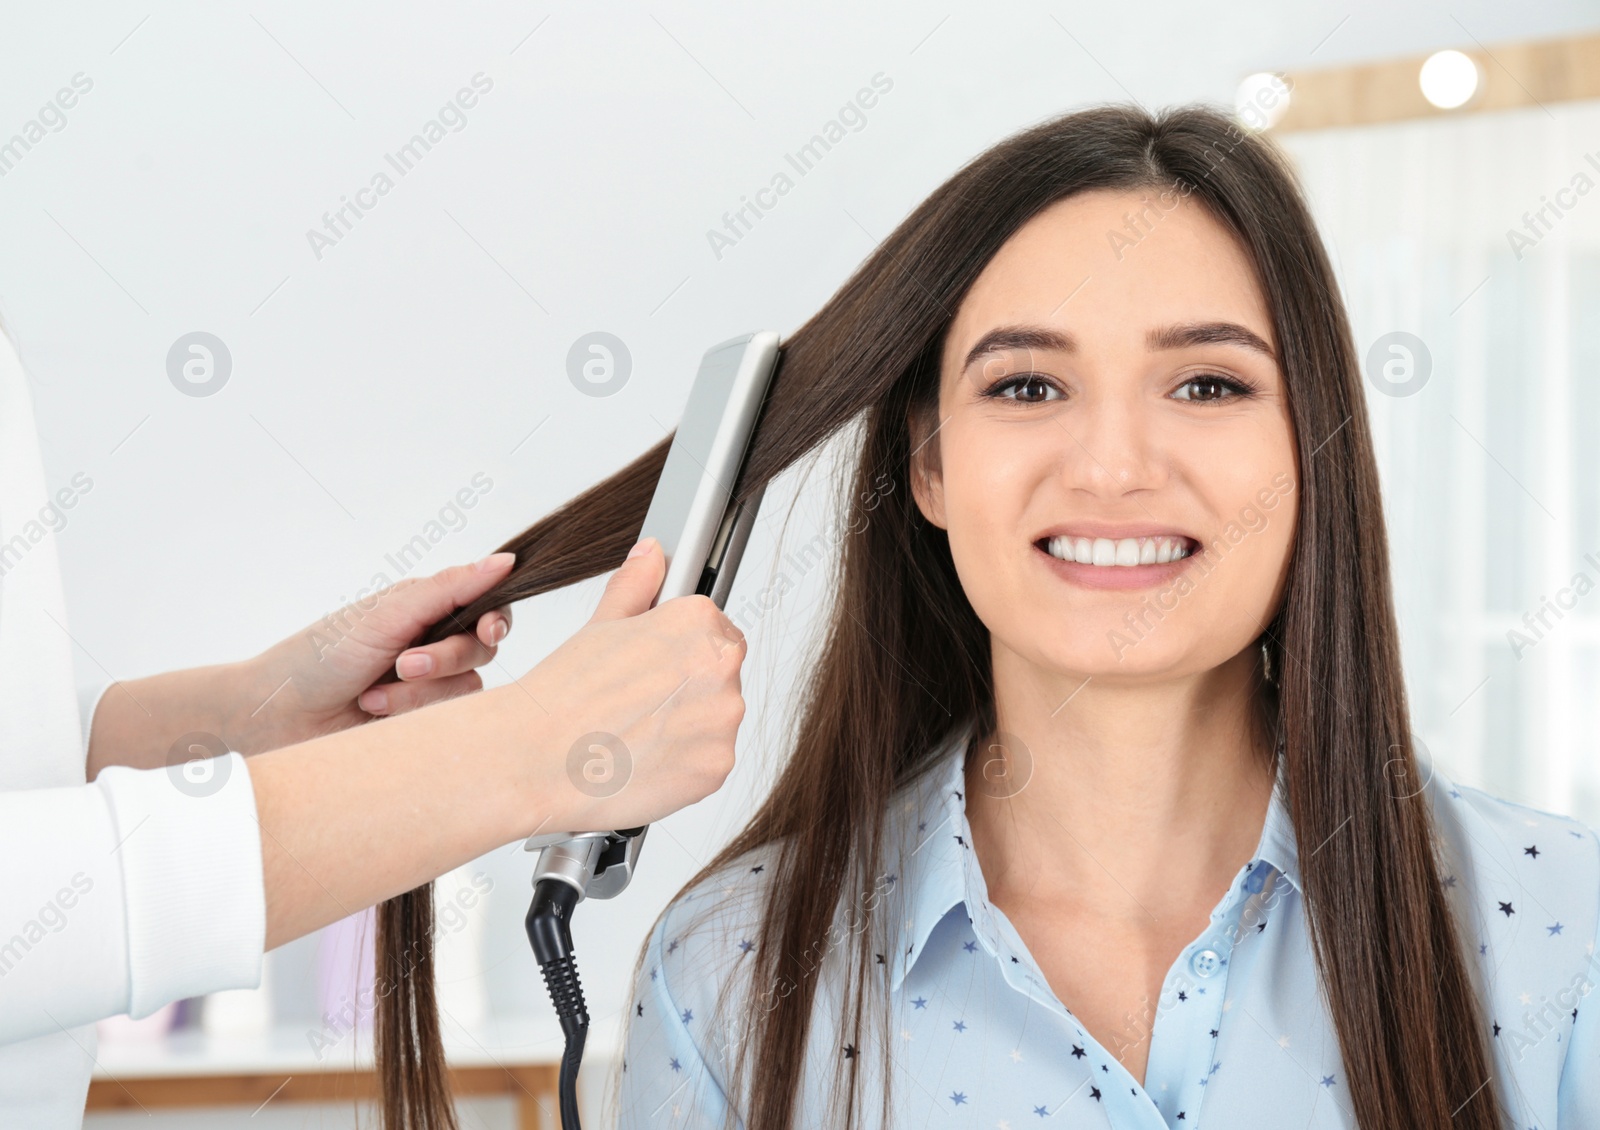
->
xmin=1044 ymin=535 xmax=1191 ymax=567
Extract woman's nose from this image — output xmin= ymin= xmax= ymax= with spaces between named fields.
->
xmin=1058 ymin=394 xmax=1167 ymax=498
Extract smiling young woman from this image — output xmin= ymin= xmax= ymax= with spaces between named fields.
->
xmin=370 ymin=104 xmax=1600 ymax=1130
xmin=601 ymin=104 xmax=1600 ymax=1130
xmin=905 ymin=185 xmax=1300 ymax=1091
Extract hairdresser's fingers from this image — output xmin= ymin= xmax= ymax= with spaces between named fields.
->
xmin=653 ymin=592 xmax=747 ymax=677
xmin=589 ymin=537 xmax=666 ymax=623
xmin=394 ymin=629 xmax=497 ymax=683
xmin=359 ymin=669 xmax=483 ymax=717
xmin=704 ymin=611 xmax=748 ymax=679
xmin=589 ymin=538 xmax=665 ymax=623
xmin=475 ymin=607 xmax=512 ymax=649
xmin=360 ymin=553 xmax=517 ymax=649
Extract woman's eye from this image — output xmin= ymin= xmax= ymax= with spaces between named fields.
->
xmin=1172 ymin=374 xmax=1253 ymax=402
xmin=988 ymin=374 xmax=1062 ymax=403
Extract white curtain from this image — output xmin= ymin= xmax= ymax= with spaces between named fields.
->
xmin=1279 ymin=100 xmax=1600 ymax=824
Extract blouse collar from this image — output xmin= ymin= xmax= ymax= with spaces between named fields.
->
xmin=884 ymin=717 xmax=1301 ymax=993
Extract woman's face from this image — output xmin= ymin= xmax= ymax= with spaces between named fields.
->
xmin=911 ymin=187 xmax=1299 ymax=684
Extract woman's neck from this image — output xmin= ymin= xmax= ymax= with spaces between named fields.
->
xmin=965 ymin=644 xmax=1277 ymax=925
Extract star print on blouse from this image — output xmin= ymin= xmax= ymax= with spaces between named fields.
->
xmin=1525 ymin=845 xmax=1540 ymax=858
xmin=1499 ymin=901 xmax=1516 ymax=917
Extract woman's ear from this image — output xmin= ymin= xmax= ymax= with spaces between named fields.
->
xmin=906 ymin=401 xmax=948 ymax=531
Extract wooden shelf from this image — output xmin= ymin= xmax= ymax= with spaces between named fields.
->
xmin=86 ymin=1015 xmax=618 ymax=1130
xmin=1275 ymin=29 xmax=1600 ymax=131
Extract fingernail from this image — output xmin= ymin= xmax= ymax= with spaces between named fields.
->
xmin=627 ymin=537 xmax=655 ymax=560
xmin=397 ymin=652 xmax=433 ymax=679
xmin=491 ymin=618 xmax=508 ymax=645
xmin=477 ymin=551 xmax=516 ymax=572
xmin=360 ymin=688 xmax=389 ymax=713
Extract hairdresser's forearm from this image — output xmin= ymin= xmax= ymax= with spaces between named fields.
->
xmin=248 ymin=681 xmax=557 ymax=950
xmin=86 ymin=662 xmax=260 ymax=778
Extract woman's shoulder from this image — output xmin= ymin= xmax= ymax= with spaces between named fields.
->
xmin=1422 ymin=760 xmax=1600 ymax=960
xmin=644 ymin=732 xmax=966 ymax=975
xmin=1424 ymin=762 xmax=1600 ymax=881
xmin=650 ymin=843 xmax=780 ymax=952
xmin=640 ymin=841 xmax=783 ymax=1014
xmin=624 ymin=842 xmax=783 ymax=1102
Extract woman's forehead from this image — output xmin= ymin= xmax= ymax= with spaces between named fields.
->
xmin=944 ymin=188 xmax=1276 ymax=367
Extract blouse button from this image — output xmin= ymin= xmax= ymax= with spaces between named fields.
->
xmin=1190 ymin=948 xmax=1221 ymax=978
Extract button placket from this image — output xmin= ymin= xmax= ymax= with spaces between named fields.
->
xmin=1144 ymin=867 xmax=1270 ymax=1128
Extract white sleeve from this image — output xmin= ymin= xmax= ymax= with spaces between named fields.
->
xmin=0 ymin=752 xmax=266 ymax=1044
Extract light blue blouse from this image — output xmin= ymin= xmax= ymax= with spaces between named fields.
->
xmin=618 ymin=719 xmax=1600 ymax=1128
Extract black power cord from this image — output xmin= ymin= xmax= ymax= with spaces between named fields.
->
xmin=526 ymin=878 xmax=589 ymax=1130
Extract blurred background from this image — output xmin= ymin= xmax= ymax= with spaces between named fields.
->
xmin=3 ymin=1 xmax=1599 ymax=1126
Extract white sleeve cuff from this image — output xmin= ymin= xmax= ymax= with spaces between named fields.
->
xmin=79 ymin=680 xmax=113 ymax=768
xmin=94 ymin=752 xmax=266 ymax=1017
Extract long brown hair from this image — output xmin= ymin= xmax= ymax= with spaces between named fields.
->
xmin=376 ymin=103 xmax=1504 ymax=1130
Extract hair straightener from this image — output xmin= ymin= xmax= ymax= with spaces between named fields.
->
xmin=521 ymin=330 xmax=782 ymax=1130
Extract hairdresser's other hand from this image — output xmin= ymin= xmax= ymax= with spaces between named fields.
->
xmin=234 ymin=553 xmax=517 ymax=754
xmin=518 ymin=537 xmax=746 ymax=833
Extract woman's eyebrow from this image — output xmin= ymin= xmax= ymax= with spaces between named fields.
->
xmin=961 ymin=325 xmax=1076 ymax=370
xmin=1147 ymin=321 xmax=1276 ymax=359
xmin=961 ymin=320 xmax=1276 ymax=371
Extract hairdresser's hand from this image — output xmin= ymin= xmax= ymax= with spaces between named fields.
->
xmin=232 ymin=553 xmax=518 ymax=754
xmin=517 ymin=536 xmax=747 ymax=832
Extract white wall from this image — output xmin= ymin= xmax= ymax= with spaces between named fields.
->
xmin=4 ymin=2 xmax=1599 ymax=1126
